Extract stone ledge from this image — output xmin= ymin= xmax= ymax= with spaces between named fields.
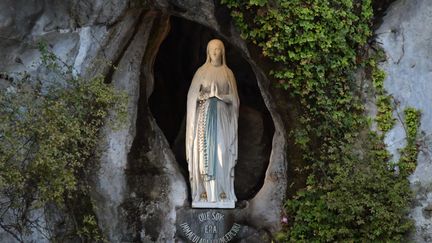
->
xmin=192 ymin=201 xmax=235 ymax=209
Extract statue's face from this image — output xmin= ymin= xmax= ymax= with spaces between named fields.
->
xmin=208 ymin=42 xmax=222 ymax=65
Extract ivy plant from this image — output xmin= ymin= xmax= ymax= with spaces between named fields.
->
xmin=222 ymin=0 xmax=420 ymax=241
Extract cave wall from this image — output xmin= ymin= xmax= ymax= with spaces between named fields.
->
xmin=0 ymin=1 xmax=139 ymax=242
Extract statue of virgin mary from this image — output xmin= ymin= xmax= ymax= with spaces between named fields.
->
xmin=186 ymin=39 xmax=239 ymax=208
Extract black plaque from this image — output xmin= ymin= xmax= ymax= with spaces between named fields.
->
xmin=176 ymin=208 xmax=242 ymax=243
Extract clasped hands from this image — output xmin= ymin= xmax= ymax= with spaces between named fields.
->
xmin=198 ymin=82 xmax=230 ymax=104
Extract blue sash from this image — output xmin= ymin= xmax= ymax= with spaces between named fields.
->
xmin=203 ymin=97 xmax=218 ymax=181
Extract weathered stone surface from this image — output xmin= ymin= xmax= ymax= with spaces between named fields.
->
xmin=377 ymin=0 xmax=432 ymax=241
xmin=90 ymin=11 xmax=149 ymax=242
xmin=0 ymin=1 xmax=132 ymax=242
xmin=120 ymin=13 xmax=188 ymax=242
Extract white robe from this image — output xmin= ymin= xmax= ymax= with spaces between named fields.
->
xmin=186 ymin=64 xmax=239 ymax=206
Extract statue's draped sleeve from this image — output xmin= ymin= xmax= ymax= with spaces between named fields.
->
xmin=186 ymin=68 xmax=202 ymax=174
xmin=227 ymin=68 xmax=239 ymax=174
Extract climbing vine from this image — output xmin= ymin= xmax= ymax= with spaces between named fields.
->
xmin=0 ymin=42 xmax=126 ymax=242
xmin=370 ymin=56 xmax=396 ymax=133
xmin=222 ymin=0 xmax=420 ymax=241
xmin=398 ymin=108 xmax=421 ymax=178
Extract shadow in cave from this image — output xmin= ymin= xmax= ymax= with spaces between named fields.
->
xmin=149 ymin=16 xmax=274 ymax=201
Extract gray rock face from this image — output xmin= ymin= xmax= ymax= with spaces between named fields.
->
xmin=91 ymin=11 xmax=153 ymax=242
xmin=0 ymin=0 xmax=287 ymax=242
xmin=236 ymin=105 xmax=272 ymax=199
xmin=377 ymin=0 xmax=432 ymax=241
